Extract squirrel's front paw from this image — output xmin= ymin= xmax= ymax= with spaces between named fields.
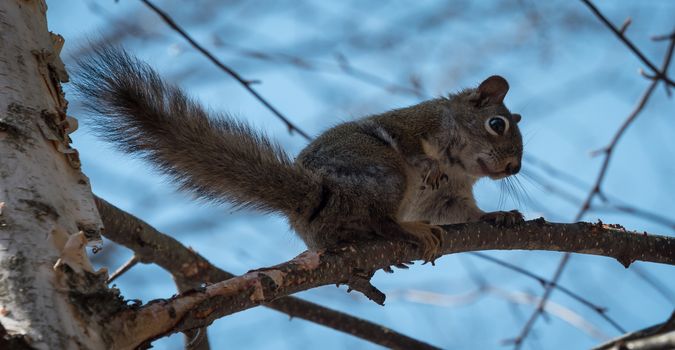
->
xmin=480 ymin=210 xmax=524 ymax=227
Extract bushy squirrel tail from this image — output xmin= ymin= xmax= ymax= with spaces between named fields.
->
xmin=74 ymin=46 xmax=321 ymax=214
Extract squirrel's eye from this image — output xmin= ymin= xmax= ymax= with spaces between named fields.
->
xmin=485 ymin=116 xmax=509 ymax=136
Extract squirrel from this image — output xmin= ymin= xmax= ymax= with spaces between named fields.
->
xmin=74 ymin=47 xmax=524 ymax=262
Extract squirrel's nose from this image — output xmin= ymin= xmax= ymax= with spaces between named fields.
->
xmin=505 ymin=161 xmax=521 ymax=175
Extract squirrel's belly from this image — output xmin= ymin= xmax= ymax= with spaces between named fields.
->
xmin=398 ymin=181 xmax=475 ymax=225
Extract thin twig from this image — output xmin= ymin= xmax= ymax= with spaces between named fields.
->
xmin=508 ymin=253 xmax=571 ymax=349
xmin=139 ymin=0 xmax=312 ymax=140
xmin=215 ymin=41 xmax=426 ymax=98
xmin=107 ymin=255 xmax=139 ymax=284
xmin=469 ymin=252 xmax=626 ymax=333
xmin=512 ymin=66 xmax=662 ymax=350
xmin=396 ymin=287 xmax=610 ymax=341
xmin=576 ymin=79 xmax=659 ymax=217
xmin=522 ymin=165 xmax=675 ymax=231
xmin=631 ymin=265 xmax=675 ymax=305
xmin=511 ymin=6 xmax=675 ymax=347
xmin=580 ymin=0 xmax=675 ymax=87
xmin=652 ymin=31 xmax=675 ymax=41
xmin=658 ymin=31 xmax=675 ymax=95
xmin=577 ymin=32 xmax=674 ymax=222
xmin=603 ymin=205 xmax=675 ymax=232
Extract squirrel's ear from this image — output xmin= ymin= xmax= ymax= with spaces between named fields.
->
xmin=474 ymin=75 xmax=509 ymax=106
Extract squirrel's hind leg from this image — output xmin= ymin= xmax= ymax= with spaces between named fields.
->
xmin=375 ymin=218 xmax=445 ymax=264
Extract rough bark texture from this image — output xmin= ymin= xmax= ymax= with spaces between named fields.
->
xmin=95 ymin=196 xmax=442 ymax=350
xmin=105 ymin=216 xmax=674 ymax=348
xmin=594 ymin=312 xmax=675 ymax=350
xmin=0 ymin=1 xmax=110 ymax=349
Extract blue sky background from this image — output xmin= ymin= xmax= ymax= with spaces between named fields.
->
xmin=47 ymin=1 xmax=674 ymax=349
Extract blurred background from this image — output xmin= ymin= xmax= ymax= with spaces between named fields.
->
xmin=46 ymin=1 xmax=674 ymax=349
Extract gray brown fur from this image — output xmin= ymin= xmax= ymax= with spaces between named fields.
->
xmin=75 ymin=47 xmax=523 ymax=253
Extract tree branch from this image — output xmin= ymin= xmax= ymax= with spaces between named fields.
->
xmin=94 ymin=196 xmax=441 ymax=350
xmin=469 ymin=252 xmax=626 ymax=333
xmin=507 ymin=252 xmax=571 ymax=348
xmin=139 ymin=0 xmax=312 ymax=140
xmin=593 ymin=311 xmax=675 ymax=350
xmin=580 ymin=0 xmax=675 ymax=87
xmin=106 ymin=255 xmax=139 ymax=284
xmin=523 ymin=155 xmax=675 ymax=231
xmin=511 ymin=9 xmax=675 ymax=346
xmin=106 ymin=217 xmax=675 ymax=348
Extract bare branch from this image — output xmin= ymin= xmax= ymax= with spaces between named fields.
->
xmin=619 ymin=18 xmax=631 ymax=35
xmin=511 ymin=68 xmax=660 ymax=350
xmin=106 ymin=217 xmax=675 ymax=348
xmin=524 ymin=156 xmax=675 ymax=231
xmin=512 ymin=14 xmax=675 ymax=346
xmin=94 ymin=196 xmax=441 ymax=350
xmin=509 ymin=253 xmax=571 ymax=349
xmin=213 ymin=41 xmax=426 ymax=98
xmin=578 ymin=75 xmax=663 ymax=221
xmin=652 ymin=31 xmax=675 ymax=42
xmin=469 ymin=252 xmax=626 ymax=333
xmin=580 ymin=0 xmax=675 ymax=87
xmin=397 ymin=287 xmax=610 ymax=341
xmin=107 ymin=255 xmax=139 ymax=284
xmin=492 ymin=288 xmax=610 ymax=341
xmin=631 ymin=265 xmax=675 ymax=305
xmin=139 ymin=0 xmax=312 ymax=140
xmin=593 ymin=311 xmax=675 ymax=350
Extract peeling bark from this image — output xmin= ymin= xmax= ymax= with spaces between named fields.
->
xmin=0 ymin=1 xmax=111 ymax=349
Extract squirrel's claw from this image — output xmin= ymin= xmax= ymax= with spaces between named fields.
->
xmin=480 ymin=210 xmax=524 ymax=227
xmin=424 ymin=166 xmax=446 ymax=190
xmin=383 ymin=262 xmax=414 ymax=273
xmin=418 ymin=158 xmax=446 ymax=190
xmin=399 ymin=221 xmax=445 ymax=265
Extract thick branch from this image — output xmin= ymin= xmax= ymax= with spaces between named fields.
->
xmin=593 ymin=312 xmax=675 ymax=350
xmin=94 ymin=197 xmax=440 ymax=350
xmin=107 ymin=218 xmax=675 ymax=348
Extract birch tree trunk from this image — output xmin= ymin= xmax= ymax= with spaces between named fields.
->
xmin=0 ymin=1 xmax=111 ymax=348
